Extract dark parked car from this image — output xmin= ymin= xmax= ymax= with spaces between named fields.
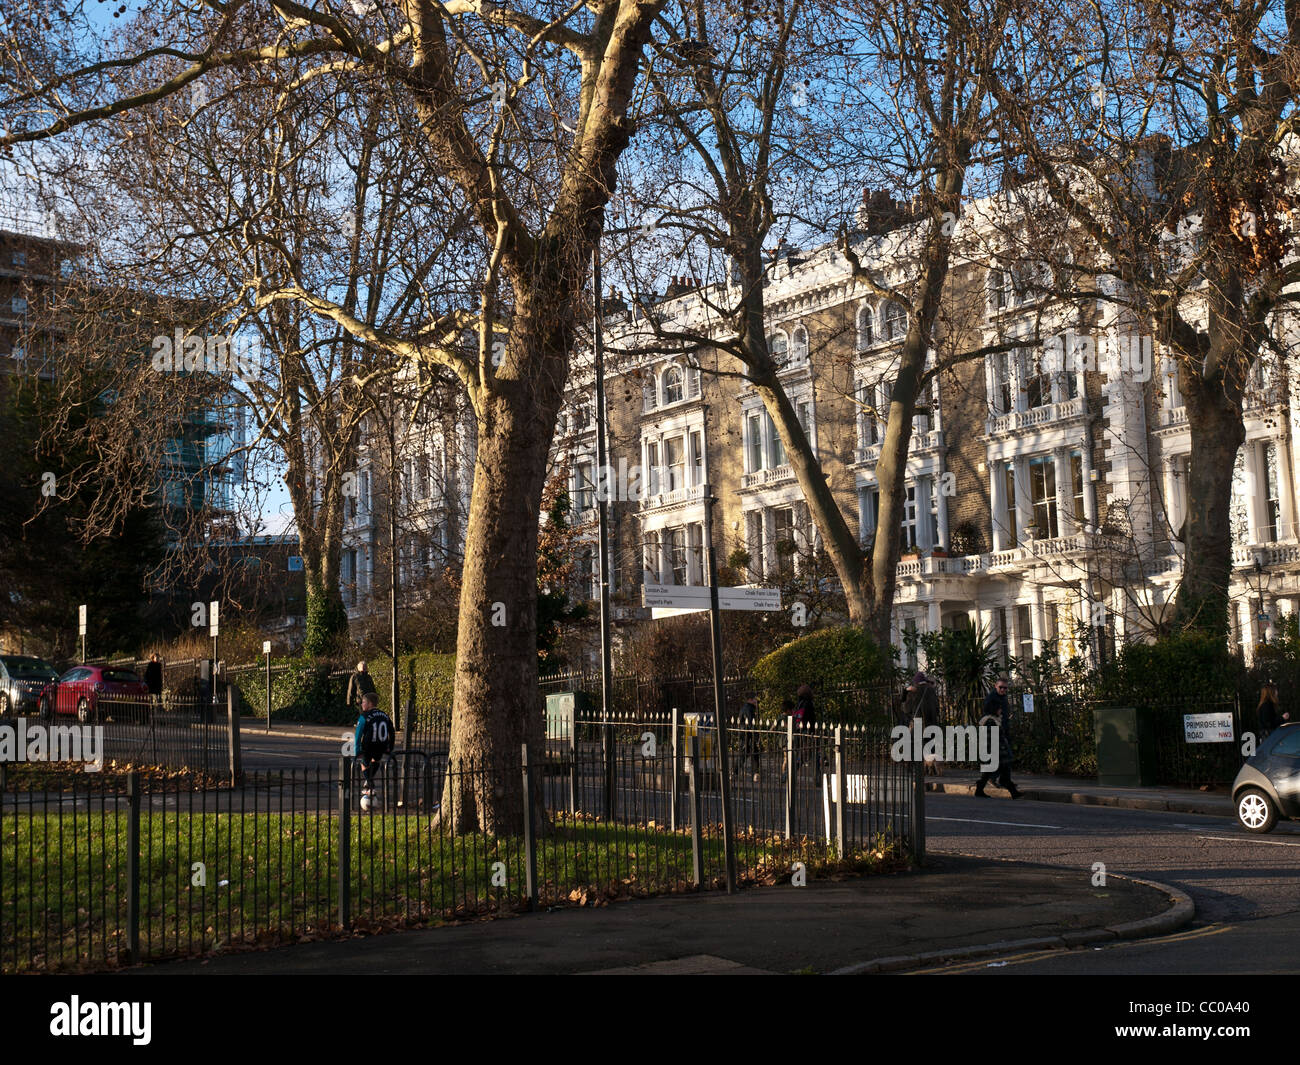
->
xmin=1233 ymin=722 xmax=1300 ymax=833
xmin=0 ymin=655 xmax=60 ymax=716
xmin=37 ymin=665 xmax=151 ymax=723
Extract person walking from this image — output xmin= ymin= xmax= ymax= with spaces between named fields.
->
xmin=346 ymin=660 xmax=378 ymax=713
xmin=737 ymin=693 xmax=760 ymax=781
xmin=1259 ymin=682 xmax=1288 ymax=736
xmin=976 ymin=676 xmax=1021 ymax=798
xmin=144 ymin=652 xmax=163 ymax=713
xmin=354 ymin=692 xmax=395 ymax=809
xmin=793 ymin=683 xmax=821 ymax=775
xmin=905 ymin=672 xmax=942 ymax=775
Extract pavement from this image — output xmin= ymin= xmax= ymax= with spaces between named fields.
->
xmin=209 ymin=718 xmax=1222 ymax=975
xmin=152 ymin=851 xmax=1192 ymax=976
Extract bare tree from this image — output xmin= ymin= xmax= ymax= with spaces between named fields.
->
xmin=989 ymin=0 xmax=1300 ymax=639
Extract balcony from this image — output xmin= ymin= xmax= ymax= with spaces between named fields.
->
xmin=899 ymin=531 xmax=1128 ymax=580
xmin=986 ymin=396 xmax=1084 ymax=436
xmin=1232 ymin=541 xmax=1300 ymax=568
xmin=740 ymin=464 xmax=794 ymax=490
xmin=851 ymin=429 xmax=944 ymax=468
xmin=640 ymin=482 xmax=707 ymax=511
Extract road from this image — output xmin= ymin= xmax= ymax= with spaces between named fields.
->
xmin=914 ymin=792 xmax=1300 ymax=974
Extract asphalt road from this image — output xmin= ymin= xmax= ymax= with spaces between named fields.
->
xmin=915 ymin=791 xmax=1300 ymax=974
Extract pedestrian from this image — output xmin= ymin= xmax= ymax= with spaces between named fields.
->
xmin=346 ymin=660 xmax=378 ymax=713
xmin=976 ymin=676 xmax=1021 ymax=799
xmin=354 ymin=692 xmax=394 ymax=810
xmin=144 ymin=652 xmax=163 ymax=713
xmin=737 ymin=692 xmax=760 ymax=781
xmin=905 ymin=672 xmax=942 ymax=776
xmin=1258 ymin=682 xmax=1286 ymax=736
xmin=794 ymin=683 xmax=821 ymax=775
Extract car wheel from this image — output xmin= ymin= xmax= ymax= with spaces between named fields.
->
xmin=76 ymin=697 xmax=92 ymax=724
xmin=0 ymin=692 xmax=9 ymax=717
xmin=1237 ymin=787 xmax=1277 ymax=833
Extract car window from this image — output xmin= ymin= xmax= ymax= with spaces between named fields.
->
xmin=1269 ymin=728 xmax=1300 ymax=757
xmin=2 ymin=657 xmax=57 ymax=680
xmin=102 ymin=669 xmax=141 ymax=684
xmin=57 ymin=669 xmax=82 ymax=683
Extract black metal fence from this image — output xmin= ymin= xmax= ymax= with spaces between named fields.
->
xmin=0 ymin=717 xmax=918 ymax=973
xmin=0 ymin=693 xmax=237 ymax=781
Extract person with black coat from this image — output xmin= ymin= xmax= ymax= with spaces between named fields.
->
xmin=976 ymin=676 xmax=1021 ymax=798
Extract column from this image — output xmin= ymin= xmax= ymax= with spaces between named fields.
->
xmin=1161 ymin=455 xmax=1180 ymax=535
xmin=1276 ymin=435 xmax=1298 ymax=541
xmin=1033 ymin=585 xmax=1047 ymax=659
xmin=936 ymin=464 xmax=951 ymax=550
xmin=1014 ymin=458 xmax=1033 ymax=544
xmin=1055 ymin=447 xmax=1073 ymax=538
xmin=927 ymin=600 xmax=941 ymax=633
xmin=1244 ymin=441 xmax=1264 ymax=544
xmin=1239 ymin=600 xmax=1256 ymax=665
xmin=1079 ymin=440 xmax=1097 ymax=527
xmin=990 ymin=464 xmax=1008 ymax=551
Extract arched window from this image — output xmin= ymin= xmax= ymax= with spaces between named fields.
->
xmin=768 ymin=331 xmax=788 ymax=366
xmin=662 ymin=365 xmax=684 ymax=404
xmin=792 ymin=326 xmax=809 ymax=363
xmin=884 ymin=301 xmax=907 ymax=341
xmin=857 ymin=305 xmax=875 ymax=350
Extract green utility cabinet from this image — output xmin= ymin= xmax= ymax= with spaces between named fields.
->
xmin=1093 ymin=706 xmax=1157 ymax=786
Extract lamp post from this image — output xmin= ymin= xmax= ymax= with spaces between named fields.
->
xmin=1248 ymin=554 xmax=1275 ymax=652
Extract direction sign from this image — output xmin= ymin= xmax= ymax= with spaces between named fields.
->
xmin=209 ymin=600 xmax=220 ymax=637
xmin=77 ymin=604 xmax=87 ymax=636
xmin=642 ymin=583 xmax=781 ymax=612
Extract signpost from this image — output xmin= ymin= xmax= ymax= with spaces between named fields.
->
xmin=209 ymin=601 xmax=220 ymax=720
xmin=642 ymin=583 xmax=782 ymax=613
xmin=77 ymin=604 xmax=87 ymax=662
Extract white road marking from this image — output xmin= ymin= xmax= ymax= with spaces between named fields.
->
xmin=929 ymin=815 xmax=1067 ymax=830
xmin=1196 ymin=834 xmax=1300 ymax=848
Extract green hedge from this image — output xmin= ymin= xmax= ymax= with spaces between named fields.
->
xmin=369 ymin=652 xmax=457 ymax=728
xmin=1094 ymin=631 xmax=1247 ymax=705
xmin=230 ymin=659 xmax=351 ymax=724
xmin=751 ymin=626 xmax=888 ymax=721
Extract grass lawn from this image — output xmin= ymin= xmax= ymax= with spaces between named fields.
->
xmin=1 ymin=807 xmax=908 ymax=972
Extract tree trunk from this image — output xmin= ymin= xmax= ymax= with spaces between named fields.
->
xmin=440 ymin=315 xmax=561 ymax=835
xmin=1171 ymin=364 xmax=1246 ymax=637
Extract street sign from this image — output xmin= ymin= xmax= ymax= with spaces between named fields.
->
xmin=77 ymin=604 xmax=87 ymax=636
xmin=262 ymin=640 xmax=272 ymax=655
xmin=209 ymin=601 xmax=219 ymax=637
xmin=1183 ymin=712 xmax=1234 ymax=744
xmin=642 ymin=583 xmax=781 ymax=612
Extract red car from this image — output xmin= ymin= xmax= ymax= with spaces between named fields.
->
xmin=38 ymin=665 xmax=150 ymax=723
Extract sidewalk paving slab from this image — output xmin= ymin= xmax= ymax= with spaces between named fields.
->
xmin=148 ymin=854 xmax=1191 ymax=976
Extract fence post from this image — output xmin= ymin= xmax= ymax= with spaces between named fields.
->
xmin=521 ymin=744 xmax=538 ymax=909
xmin=688 ymin=735 xmax=703 ymax=887
xmin=337 ymin=756 xmax=352 ymax=931
xmin=670 ymin=706 xmax=679 ymax=832
xmin=226 ymin=686 xmax=241 ymax=786
xmin=126 ymin=770 xmax=141 ymax=962
xmin=784 ymin=715 xmax=795 ymax=840
xmin=602 ymin=716 xmax=615 ymax=821
xmin=912 ymin=744 xmax=926 ymax=865
xmin=834 ymin=725 xmax=845 ymax=858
